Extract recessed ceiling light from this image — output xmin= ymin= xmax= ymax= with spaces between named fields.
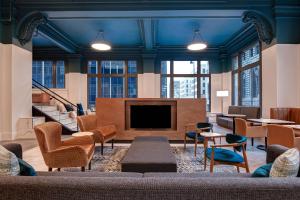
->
xmin=91 ymin=30 xmax=111 ymax=51
xmin=187 ymin=30 xmax=207 ymax=51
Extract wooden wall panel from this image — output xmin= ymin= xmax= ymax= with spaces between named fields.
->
xmin=96 ymin=98 xmax=206 ymax=141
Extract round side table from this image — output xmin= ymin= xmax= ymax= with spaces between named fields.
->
xmin=72 ymin=131 xmax=94 ymax=137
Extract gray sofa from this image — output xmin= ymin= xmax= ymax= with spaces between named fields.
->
xmin=1 ymin=143 xmax=300 ymax=199
xmin=217 ymin=106 xmax=261 ymax=129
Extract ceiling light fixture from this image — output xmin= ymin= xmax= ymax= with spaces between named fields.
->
xmin=187 ymin=30 xmax=207 ymax=51
xmin=91 ymin=30 xmax=111 ymax=51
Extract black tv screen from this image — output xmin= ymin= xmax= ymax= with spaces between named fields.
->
xmin=130 ymin=105 xmax=171 ymax=129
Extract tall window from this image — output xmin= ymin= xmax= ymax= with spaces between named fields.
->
xmin=87 ymin=60 xmax=138 ymax=108
xmin=161 ymin=60 xmax=211 ymax=111
xmin=232 ymin=42 xmax=261 ymax=106
xmin=32 ymin=60 xmax=65 ymax=88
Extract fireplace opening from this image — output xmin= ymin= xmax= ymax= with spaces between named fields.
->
xmin=130 ymin=105 xmax=171 ymax=129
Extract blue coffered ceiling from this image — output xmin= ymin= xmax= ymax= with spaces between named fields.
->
xmin=50 ymin=19 xmax=142 ymax=47
xmin=156 ymin=18 xmax=244 ymax=46
xmin=32 ymin=10 xmax=248 ymax=51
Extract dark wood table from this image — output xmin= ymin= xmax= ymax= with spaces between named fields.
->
xmin=222 ymin=114 xmax=247 ymax=134
xmin=284 ymin=124 xmax=300 ymax=130
xmin=247 ymin=118 xmax=295 ymax=125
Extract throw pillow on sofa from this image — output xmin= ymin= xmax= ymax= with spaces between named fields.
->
xmin=18 ymin=158 xmax=37 ymax=176
xmin=252 ymin=163 xmax=273 ymax=177
xmin=57 ymin=102 xmax=67 ymax=113
xmin=270 ymin=148 xmax=299 ymax=177
xmin=0 ymin=145 xmax=20 ymax=176
xmin=49 ymin=98 xmax=56 ymax=106
xmin=64 ymin=104 xmax=74 ymax=112
xmin=69 ymin=111 xmax=77 ymax=119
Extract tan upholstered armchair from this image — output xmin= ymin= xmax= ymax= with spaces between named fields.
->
xmin=77 ymin=115 xmax=117 ymax=155
xmin=34 ymin=122 xmax=95 ymax=172
xmin=235 ymin=118 xmax=267 ymax=146
xmin=267 ymin=125 xmax=300 ymax=150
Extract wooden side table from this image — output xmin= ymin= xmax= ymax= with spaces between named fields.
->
xmin=72 ymin=131 xmax=94 ymax=137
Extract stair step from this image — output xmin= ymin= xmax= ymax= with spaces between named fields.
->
xmin=58 ymin=113 xmax=70 ymax=120
xmin=65 ymin=122 xmax=78 ymax=131
xmin=35 ymin=105 xmax=58 ymax=112
xmin=49 ymin=114 xmax=61 ymax=121
xmin=60 ymin=118 xmax=73 ymax=125
xmin=32 ymin=117 xmax=45 ymax=126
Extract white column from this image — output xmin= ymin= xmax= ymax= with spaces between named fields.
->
xmin=0 ymin=43 xmax=32 ymax=140
xmin=262 ymin=44 xmax=300 ymax=118
xmin=210 ymin=74 xmax=222 ymax=113
xmin=210 ymin=72 xmax=232 ymax=113
xmin=67 ymin=73 xmax=88 ymax=109
xmin=138 ymin=73 xmax=160 ymax=98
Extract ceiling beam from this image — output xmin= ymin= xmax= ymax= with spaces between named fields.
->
xmin=137 ymin=19 xmax=156 ymax=50
xmin=37 ymin=22 xmax=78 ymax=53
xmin=45 ymin=10 xmax=245 ymax=20
xmin=15 ymin=0 xmax=273 ymax=12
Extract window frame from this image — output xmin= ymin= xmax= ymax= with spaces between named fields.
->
xmin=160 ymin=60 xmax=211 ymax=111
xmin=32 ymin=59 xmax=66 ymax=89
xmin=87 ymin=60 xmax=138 ymax=106
xmin=231 ymin=41 xmax=262 ymax=107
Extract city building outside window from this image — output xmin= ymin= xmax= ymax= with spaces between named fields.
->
xmin=161 ymin=60 xmax=211 ymax=111
xmin=87 ymin=60 xmax=137 ymax=109
xmin=32 ymin=60 xmax=65 ymax=88
xmin=232 ymin=41 xmax=261 ymax=107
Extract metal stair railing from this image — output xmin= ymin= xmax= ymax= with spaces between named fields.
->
xmin=32 ymin=79 xmax=78 ymax=110
xmin=32 ymin=79 xmax=78 ymax=133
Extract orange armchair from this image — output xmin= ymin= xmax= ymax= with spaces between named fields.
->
xmin=235 ymin=118 xmax=267 ymax=146
xmin=34 ymin=122 xmax=95 ymax=171
xmin=267 ymin=125 xmax=300 ymax=150
xmin=77 ymin=115 xmax=117 ymax=155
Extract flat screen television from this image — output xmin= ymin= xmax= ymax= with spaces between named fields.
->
xmin=130 ymin=105 xmax=171 ymax=129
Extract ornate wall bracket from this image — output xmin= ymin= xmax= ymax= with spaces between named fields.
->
xmin=16 ymin=11 xmax=47 ymax=45
xmin=242 ymin=11 xmax=274 ymax=45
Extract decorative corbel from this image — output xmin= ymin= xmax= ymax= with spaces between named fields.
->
xmin=16 ymin=11 xmax=47 ymax=45
xmin=242 ymin=11 xmax=274 ymax=45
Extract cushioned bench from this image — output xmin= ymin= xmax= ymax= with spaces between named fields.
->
xmin=121 ymin=136 xmax=177 ymax=173
xmin=217 ymin=106 xmax=260 ymax=129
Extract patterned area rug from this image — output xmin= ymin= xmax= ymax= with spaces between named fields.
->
xmin=62 ymin=145 xmax=241 ymax=173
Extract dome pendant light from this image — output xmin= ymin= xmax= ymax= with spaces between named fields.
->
xmin=91 ymin=30 xmax=111 ymax=51
xmin=187 ymin=30 xmax=207 ymax=51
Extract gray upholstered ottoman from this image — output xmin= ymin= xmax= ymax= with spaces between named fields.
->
xmin=121 ymin=136 xmax=177 ymax=173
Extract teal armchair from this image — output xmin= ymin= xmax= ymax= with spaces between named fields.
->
xmin=205 ymin=134 xmax=250 ymax=173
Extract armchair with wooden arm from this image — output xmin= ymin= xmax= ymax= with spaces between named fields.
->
xmin=267 ymin=125 xmax=300 ymax=150
xmin=184 ymin=122 xmax=214 ymax=157
xmin=235 ymin=118 xmax=267 ymax=146
xmin=204 ymin=134 xmax=250 ymax=173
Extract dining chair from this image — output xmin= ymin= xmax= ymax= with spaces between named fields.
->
xmin=184 ymin=122 xmax=214 ymax=157
xmin=205 ymin=134 xmax=250 ymax=173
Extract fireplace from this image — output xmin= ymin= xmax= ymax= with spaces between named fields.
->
xmin=125 ymin=100 xmax=177 ymax=130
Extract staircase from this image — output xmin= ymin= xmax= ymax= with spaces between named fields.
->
xmin=32 ymin=79 xmax=79 ymax=134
